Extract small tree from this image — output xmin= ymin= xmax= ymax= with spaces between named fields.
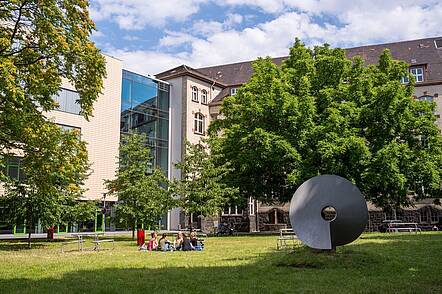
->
xmin=106 ymin=133 xmax=174 ymax=239
xmin=173 ymin=141 xmax=238 ymax=230
xmin=1 ymin=122 xmax=91 ymax=248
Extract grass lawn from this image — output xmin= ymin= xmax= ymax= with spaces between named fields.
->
xmin=0 ymin=232 xmax=441 ymax=293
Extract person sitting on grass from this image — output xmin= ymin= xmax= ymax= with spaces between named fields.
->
xmin=174 ymin=232 xmax=184 ymax=250
xmin=148 ymin=231 xmax=158 ymax=251
xmin=190 ymin=231 xmax=198 ymax=247
xmin=159 ymin=233 xmax=172 ymax=251
xmin=182 ymin=233 xmax=195 ymax=251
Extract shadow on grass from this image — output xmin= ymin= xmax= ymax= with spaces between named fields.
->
xmin=0 ymin=239 xmax=55 ymax=251
xmin=1 ymin=234 xmax=441 ymax=293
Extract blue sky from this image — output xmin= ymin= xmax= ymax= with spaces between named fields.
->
xmin=89 ymin=0 xmax=442 ymax=75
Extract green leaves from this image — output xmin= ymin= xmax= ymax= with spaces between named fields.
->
xmin=173 ymin=141 xmax=238 ymax=217
xmin=211 ymin=39 xmax=442 ymax=209
xmin=0 ymin=0 xmax=106 ymax=153
xmin=106 ymin=133 xmax=175 ymax=230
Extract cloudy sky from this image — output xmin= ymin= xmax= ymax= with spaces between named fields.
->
xmin=90 ymin=0 xmax=442 ymax=75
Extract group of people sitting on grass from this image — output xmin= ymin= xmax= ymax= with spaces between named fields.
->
xmin=140 ymin=231 xmax=204 ymax=252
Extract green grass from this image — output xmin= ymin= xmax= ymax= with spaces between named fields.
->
xmin=0 ymin=232 xmax=441 ymax=293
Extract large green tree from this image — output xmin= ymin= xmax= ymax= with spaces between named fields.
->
xmin=0 ymin=0 xmax=105 ymax=152
xmin=1 ymin=123 xmax=94 ymax=247
xmin=106 ymin=133 xmax=175 ymax=238
xmin=173 ymin=141 xmax=238 ymax=229
xmin=210 ymin=39 xmax=442 ymax=212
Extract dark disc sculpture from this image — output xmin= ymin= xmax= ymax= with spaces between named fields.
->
xmin=289 ymin=175 xmax=368 ymax=250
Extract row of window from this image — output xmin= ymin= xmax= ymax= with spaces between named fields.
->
xmin=191 ymin=87 xmax=208 ymax=104
xmin=222 ymin=198 xmax=255 ymax=216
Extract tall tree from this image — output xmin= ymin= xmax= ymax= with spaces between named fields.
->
xmin=1 ymin=123 xmax=93 ymax=248
xmin=173 ymin=141 xmax=238 ymax=229
xmin=210 ymin=39 xmax=442 ymax=212
xmin=0 ymin=0 xmax=105 ymax=247
xmin=106 ymin=133 xmax=175 ymax=239
xmin=0 ymin=0 xmax=105 ymax=152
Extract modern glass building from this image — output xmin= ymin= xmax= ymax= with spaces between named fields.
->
xmin=120 ymin=70 xmax=170 ymax=229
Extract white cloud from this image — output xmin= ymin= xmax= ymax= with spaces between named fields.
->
xmin=101 ymin=1 xmax=442 ymax=74
xmin=90 ymin=0 xmax=208 ymax=30
xmin=159 ymin=31 xmax=197 ymax=47
xmin=106 ymin=48 xmax=193 ymax=75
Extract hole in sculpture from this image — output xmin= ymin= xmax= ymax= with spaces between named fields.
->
xmin=321 ymin=206 xmax=337 ymax=222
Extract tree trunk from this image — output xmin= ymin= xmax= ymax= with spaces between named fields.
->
xmin=27 ymin=214 xmax=32 ymax=249
xmin=132 ymin=219 xmax=136 ymax=240
xmin=188 ymin=213 xmax=193 ymax=231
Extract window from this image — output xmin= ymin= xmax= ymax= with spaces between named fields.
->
xmin=58 ymin=124 xmax=81 ymax=133
xmin=191 ymin=86 xmax=199 ymax=102
xmin=435 ymin=39 xmax=442 ymax=49
xmin=431 ymin=211 xmax=439 ymax=223
xmin=401 ymin=76 xmax=409 ymax=84
xmin=53 ymin=88 xmax=81 ymax=114
xmin=418 ymin=95 xmax=433 ymax=102
xmin=410 ymin=67 xmax=424 ymax=83
xmin=230 ymin=88 xmax=238 ymax=96
xmin=201 ymin=90 xmax=208 ymax=104
xmin=249 ymin=197 xmax=255 ymax=216
xmin=3 ymin=157 xmax=26 ymax=181
xmin=222 ymin=206 xmax=243 ymax=216
xmin=194 ymin=112 xmax=204 ymax=134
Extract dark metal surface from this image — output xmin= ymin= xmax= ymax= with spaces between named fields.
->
xmin=289 ymin=175 xmax=368 ymax=250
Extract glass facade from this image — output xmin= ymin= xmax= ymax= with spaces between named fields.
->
xmin=121 ymin=70 xmax=170 ymax=175
xmin=121 ymin=70 xmax=170 ymax=230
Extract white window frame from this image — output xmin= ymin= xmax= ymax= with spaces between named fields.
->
xmin=410 ymin=67 xmax=424 ymax=83
xmin=191 ymin=86 xmax=199 ymax=102
xmin=230 ymin=88 xmax=238 ymax=96
xmin=201 ymin=90 xmax=208 ymax=104
xmin=249 ymin=197 xmax=255 ymax=216
xmin=401 ymin=76 xmax=409 ymax=84
xmin=222 ymin=206 xmax=243 ymax=216
xmin=194 ymin=112 xmax=204 ymax=135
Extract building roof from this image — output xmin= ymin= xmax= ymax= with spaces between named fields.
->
xmin=345 ymin=37 xmax=442 ymax=83
xmin=197 ymin=37 xmax=442 ymax=87
xmin=155 ymin=64 xmax=226 ymax=87
xmin=196 ymin=56 xmax=287 ymax=86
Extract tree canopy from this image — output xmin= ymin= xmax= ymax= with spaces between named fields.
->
xmin=210 ymin=39 xmax=442 ymax=210
xmin=0 ymin=1 xmax=106 ymax=247
xmin=0 ymin=0 xmax=105 ymax=153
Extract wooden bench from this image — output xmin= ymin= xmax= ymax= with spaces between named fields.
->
xmin=277 ymin=228 xmax=298 ymax=250
xmin=92 ymin=239 xmax=115 ymax=251
xmin=61 ymin=239 xmax=85 ymax=253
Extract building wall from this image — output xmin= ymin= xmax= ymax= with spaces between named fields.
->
xmin=166 ymin=76 xmax=185 ymax=230
xmin=185 ymin=76 xmax=221 ymax=145
xmin=46 ymin=55 xmax=122 ymax=202
xmin=414 ymin=84 xmax=442 ymax=131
